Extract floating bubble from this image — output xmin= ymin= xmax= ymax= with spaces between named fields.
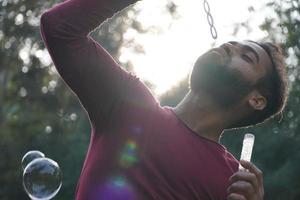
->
xmin=23 ymin=157 xmax=62 ymax=200
xmin=21 ymin=150 xmax=45 ymax=170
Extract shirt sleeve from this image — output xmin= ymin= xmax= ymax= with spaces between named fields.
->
xmin=40 ymin=0 xmax=159 ymax=129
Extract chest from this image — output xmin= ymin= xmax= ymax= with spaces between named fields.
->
xmin=138 ymin=128 xmax=237 ymax=199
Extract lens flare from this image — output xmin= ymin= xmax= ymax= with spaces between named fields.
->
xmin=132 ymin=125 xmax=143 ymax=134
xmin=91 ymin=176 xmax=135 ymax=200
xmin=120 ymin=140 xmax=139 ymax=168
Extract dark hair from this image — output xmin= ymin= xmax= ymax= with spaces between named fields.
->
xmin=230 ymin=41 xmax=289 ymax=129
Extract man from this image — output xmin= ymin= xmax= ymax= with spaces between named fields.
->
xmin=39 ymin=0 xmax=288 ymax=199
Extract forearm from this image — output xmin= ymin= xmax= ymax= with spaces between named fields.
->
xmin=40 ymin=0 xmax=139 ymax=37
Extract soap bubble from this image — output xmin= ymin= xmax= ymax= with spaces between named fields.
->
xmin=21 ymin=150 xmax=45 ymax=170
xmin=23 ymin=157 xmax=62 ymax=200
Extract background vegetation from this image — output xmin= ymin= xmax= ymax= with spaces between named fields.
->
xmin=0 ymin=0 xmax=299 ymax=199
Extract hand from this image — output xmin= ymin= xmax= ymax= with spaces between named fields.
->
xmin=227 ymin=160 xmax=264 ymax=200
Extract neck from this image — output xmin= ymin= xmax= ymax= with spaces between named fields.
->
xmin=172 ymin=90 xmax=236 ymax=143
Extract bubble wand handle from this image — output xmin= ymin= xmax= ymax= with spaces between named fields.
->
xmin=239 ymin=133 xmax=255 ymax=170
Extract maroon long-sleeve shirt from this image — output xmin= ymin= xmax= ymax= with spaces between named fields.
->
xmin=39 ymin=0 xmax=239 ymax=199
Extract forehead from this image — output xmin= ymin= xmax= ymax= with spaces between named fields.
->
xmin=242 ymin=41 xmax=273 ymax=72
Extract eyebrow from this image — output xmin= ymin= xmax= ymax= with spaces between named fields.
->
xmin=228 ymin=41 xmax=260 ymax=63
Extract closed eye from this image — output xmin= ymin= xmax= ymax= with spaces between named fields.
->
xmin=241 ymin=54 xmax=253 ymax=64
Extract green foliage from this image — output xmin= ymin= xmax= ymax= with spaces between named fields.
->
xmin=223 ymin=0 xmax=300 ymax=198
xmin=159 ymin=75 xmax=189 ymax=107
xmin=0 ymin=0 xmax=177 ymax=199
xmin=0 ymin=0 xmax=146 ymax=199
xmin=159 ymin=0 xmax=300 ymax=198
xmin=0 ymin=0 xmax=93 ymax=198
xmin=2 ymin=0 xmax=300 ymax=199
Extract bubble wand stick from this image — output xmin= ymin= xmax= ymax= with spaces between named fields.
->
xmin=239 ymin=133 xmax=255 ymax=170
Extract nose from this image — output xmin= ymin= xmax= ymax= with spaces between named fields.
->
xmin=227 ymin=41 xmax=239 ymax=46
xmin=220 ymin=43 xmax=234 ymax=56
xmin=227 ymin=41 xmax=244 ymax=51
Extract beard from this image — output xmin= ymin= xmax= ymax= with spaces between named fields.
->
xmin=190 ymin=51 xmax=254 ymax=108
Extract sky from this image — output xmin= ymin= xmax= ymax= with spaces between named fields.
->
xmin=119 ymin=0 xmax=272 ymax=96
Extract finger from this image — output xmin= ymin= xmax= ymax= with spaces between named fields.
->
xmin=227 ymin=193 xmax=246 ymax=200
xmin=227 ymin=180 xmax=255 ymax=199
xmin=229 ymin=171 xmax=259 ymax=192
xmin=240 ymin=160 xmax=263 ymax=185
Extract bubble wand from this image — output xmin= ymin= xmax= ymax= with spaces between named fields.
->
xmin=239 ymin=133 xmax=255 ymax=170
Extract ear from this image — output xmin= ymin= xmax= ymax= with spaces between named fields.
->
xmin=248 ymin=91 xmax=267 ymax=111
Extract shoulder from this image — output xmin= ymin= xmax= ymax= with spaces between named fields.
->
xmin=122 ymin=73 xmax=160 ymax=110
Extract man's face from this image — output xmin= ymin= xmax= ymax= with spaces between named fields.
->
xmin=191 ymin=40 xmax=272 ymax=108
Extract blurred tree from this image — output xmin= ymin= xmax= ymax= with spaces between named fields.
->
xmin=251 ymin=1 xmax=300 ymax=198
xmin=3 ymin=0 xmax=300 ymax=199
xmin=220 ymin=0 xmax=300 ymax=199
xmin=0 ymin=0 xmax=177 ymax=199
xmin=159 ymin=75 xmax=189 ymax=107
xmin=158 ymin=0 xmax=300 ymax=199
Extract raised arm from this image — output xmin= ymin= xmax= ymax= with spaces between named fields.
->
xmin=40 ymin=0 xmax=138 ymax=37
xmin=40 ymin=0 xmax=158 ymax=128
